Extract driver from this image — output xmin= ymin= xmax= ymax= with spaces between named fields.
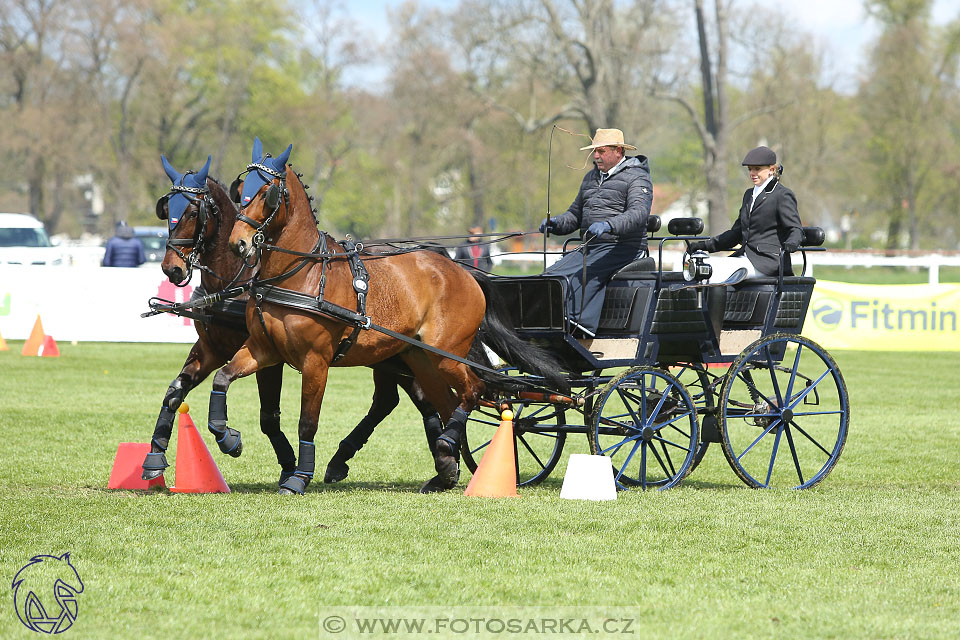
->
xmin=688 ymin=146 xmax=804 ymax=281
xmin=539 ymin=128 xmax=653 ymax=338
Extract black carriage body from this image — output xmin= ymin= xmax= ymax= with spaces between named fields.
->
xmin=489 ymin=270 xmax=817 ymax=372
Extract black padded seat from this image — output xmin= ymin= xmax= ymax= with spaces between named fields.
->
xmin=611 ymin=256 xmax=656 ymax=279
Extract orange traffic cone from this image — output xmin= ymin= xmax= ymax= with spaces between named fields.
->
xmin=170 ymin=403 xmax=230 ymax=494
xmin=0 ymin=330 xmax=8 ymax=351
xmin=21 ymin=315 xmax=45 ymax=356
xmin=107 ymin=443 xmax=166 ymax=490
xmin=464 ymin=410 xmax=519 ymax=498
xmin=39 ymin=335 xmax=60 ymax=357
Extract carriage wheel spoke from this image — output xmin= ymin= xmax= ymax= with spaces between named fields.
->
xmin=601 ymin=433 xmax=642 ymax=457
xmin=790 ymin=422 xmax=834 ymax=457
xmin=736 ymin=418 xmax=781 ymax=462
xmin=764 ymin=424 xmax=785 ymax=487
xmin=640 ymin=443 xmax=648 ymax=490
xmin=784 ymin=344 xmax=803 ymax=401
xmin=649 ymin=441 xmax=673 ymax=480
xmin=784 ymin=425 xmax=805 ymax=485
xmin=786 ymin=369 xmax=832 ymax=409
xmin=764 ymin=348 xmax=784 ymax=406
xmin=517 ymin=434 xmax=546 ymax=470
xmin=652 ymin=433 xmax=694 ymax=453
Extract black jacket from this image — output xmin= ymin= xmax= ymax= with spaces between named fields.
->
xmin=551 ymin=155 xmax=652 ymax=248
xmin=703 ymin=178 xmax=804 ymax=276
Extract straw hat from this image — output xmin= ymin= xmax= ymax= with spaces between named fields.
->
xmin=579 ymin=128 xmax=637 ymax=151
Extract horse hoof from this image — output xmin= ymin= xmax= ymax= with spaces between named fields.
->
xmin=419 ymin=475 xmax=449 ymax=493
xmin=279 ymin=473 xmax=308 ymax=495
xmin=278 ymin=487 xmax=297 ymax=496
xmin=228 ymin=439 xmax=243 ymax=458
xmin=433 ymin=440 xmax=460 ymax=489
xmin=141 ymin=468 xmax=164 ymax=481
xmin=323 ymin=461 xmax=349 ymax=484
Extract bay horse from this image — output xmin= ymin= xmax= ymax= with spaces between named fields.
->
xmin=144 ymin=155 xmax=450 ymax=490
xmin=212 ymin=137 xmax=562 ymax=495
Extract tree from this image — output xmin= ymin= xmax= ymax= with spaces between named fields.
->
xmin=860 ymin=0 xmax=960 ymax=250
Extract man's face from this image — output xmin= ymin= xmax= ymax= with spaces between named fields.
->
xmin=593 ymin=145 xmax=624 ymax=173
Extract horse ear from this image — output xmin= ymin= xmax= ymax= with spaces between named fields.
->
xmin=160 ymin=155 xmax=181 ymax=183
xmin=252 ymin=136 xmax=263 ymax=162
xmin=197 ymin=155 xmax=212 ymax=183
xmin=276 ymin=144 xmax=293 ymax=167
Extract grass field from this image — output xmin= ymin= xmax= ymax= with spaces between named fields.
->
xmin=1 ymin=342 xmax=958 ymax=639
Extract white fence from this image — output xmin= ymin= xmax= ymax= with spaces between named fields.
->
xmin=495 ymin=249 xmax=960 ymax=284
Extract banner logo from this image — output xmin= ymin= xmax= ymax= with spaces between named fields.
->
xmin=812 ymin=298 xmax=843 ymax=331
xmin=11 ymin=553 xmax=84 ymax=634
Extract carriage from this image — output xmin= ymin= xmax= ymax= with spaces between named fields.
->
xmin=459 ymin=216 xmax=849 ymax=491
xmin=149 ymin=144 xmax=847 ymax=494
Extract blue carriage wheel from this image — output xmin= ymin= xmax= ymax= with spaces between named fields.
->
xmin=668 ymin=363 xmax=719 ymax=473
xmin=588 ymin=367 xmax=699 ymax=491
xmin=718 ymin=333 xmax=849 ymax=489
xmin=461 ymin=403 xmax=567 ymax=488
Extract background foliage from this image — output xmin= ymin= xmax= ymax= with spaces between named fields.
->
xmin=1 ymin=0 xmax=958 ymax=249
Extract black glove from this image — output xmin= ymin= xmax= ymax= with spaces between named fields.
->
xmin=539 ymin=218 xmax=555 ymax=233
xmin=687 ymin=240 xmax=708 ymax=253
xmin=585 ymin=221 xmax=612 ymax=239
xmin=783 ymin=242 xmax=799 ymax=253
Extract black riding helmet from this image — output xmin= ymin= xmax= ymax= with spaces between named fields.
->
xmin=742 ymin=145 xmax=777 ymax=166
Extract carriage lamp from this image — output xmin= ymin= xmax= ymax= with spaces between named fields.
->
xmin=683 ymin=251 xmax=712 ymax=282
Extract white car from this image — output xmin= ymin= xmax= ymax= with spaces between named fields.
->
xmin=0 ymin=213 xmax=65 ymax=265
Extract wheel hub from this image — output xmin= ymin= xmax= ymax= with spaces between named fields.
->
xmin=780 ymin=408 xmax=794 ymax=424
xmin=641 ymin=425 xmax=655 ymax=441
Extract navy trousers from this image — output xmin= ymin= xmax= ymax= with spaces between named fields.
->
xmin=544 ymin=241 xmax=646 ymax=334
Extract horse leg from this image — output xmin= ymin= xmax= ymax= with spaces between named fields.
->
xmin=256 ymin=364 xmax=296 ymax=486
xmin=279 ymin=358 xmax=328 ymax=496
xmin=208 ymin=344 xmax=266 ymax=458
xmin=394 ymin=376 xmax=448 ymax=493
xmin=323 ymin=367 xmax=401 ymax=483
xmin=143 ymin=342 xmax=221 ymax=480
xmin=400 ymin=350 xmax=471 ymax=490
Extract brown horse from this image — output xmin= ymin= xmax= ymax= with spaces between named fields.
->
xmin=145 ymin=155 xmax=449 ymax=490
xmin=212 ymin=138 xmax=558 ymax=494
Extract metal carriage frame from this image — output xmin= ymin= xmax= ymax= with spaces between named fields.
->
xmin=464 ymin=220 xmax=850 ymax=491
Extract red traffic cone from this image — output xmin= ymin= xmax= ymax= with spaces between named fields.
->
xmin=170 ymin=403 xmax=230 ymax=494
xmin=464 ymin=410 xmax=519 ymax=498
xmin=0 ymin=330 xmax=8 ymax=351
xmin=21 ymin=315 xmax=45 ymax=356
xmin=39 ymin=335 xmax=60 ymax=357
xmin=107 ymin=443 xmax=166 ymax=490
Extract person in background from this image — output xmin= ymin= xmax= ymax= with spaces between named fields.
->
xmin=102 ymin=220 xmax=146 ymax=267
xmin=687 ymin=146 xmax=804 ymax=281
xmin=539 ymin=128 xmax=653 ymax=337
xmin=454 ymin=225 xmax=493 ymax=272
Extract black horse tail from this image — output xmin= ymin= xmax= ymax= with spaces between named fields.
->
xmin=469 ymin=271 xmax=570 ymax=394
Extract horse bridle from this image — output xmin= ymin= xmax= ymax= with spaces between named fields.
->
xmin=156 ymin=178 xmax=220 ymax=285
xmin=232 ymin=161 xmax=289 ymax=263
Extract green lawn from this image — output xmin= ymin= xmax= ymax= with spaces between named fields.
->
xmin=1 ymin=343 xmax=957 ymax=639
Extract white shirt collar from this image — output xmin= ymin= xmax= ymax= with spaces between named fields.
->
xmin=752 ymin=174 xmax=775 ymax=200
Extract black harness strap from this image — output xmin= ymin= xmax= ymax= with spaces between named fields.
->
xmin=331 ymin=237 xmax=369 ymax=363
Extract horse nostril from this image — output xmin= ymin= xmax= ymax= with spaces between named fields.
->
xmin=236 ymin=240 xmax=246 ymax=256
xmin=168 ymin=266 xmax=184 ymax=284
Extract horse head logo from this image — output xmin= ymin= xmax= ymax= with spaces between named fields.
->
xmin=11 ymin=553 xmax=84 ymax=634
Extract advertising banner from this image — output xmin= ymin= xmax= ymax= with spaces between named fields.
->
xmin=803 ymin=280 xmax=960 ymax=351
xmin=0 ymin=265 xmax=198 ymax=343
xmin=3 ymin=265 xmax=958 ymax=350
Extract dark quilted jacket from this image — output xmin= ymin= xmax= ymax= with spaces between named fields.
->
xmin=551 ymin=155 xmax=653 ymax=247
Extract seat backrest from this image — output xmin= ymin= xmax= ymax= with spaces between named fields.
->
xmin=801 ymin=226 xmax=825 ymax=247
xmin=667 ymin=217 xmax=704 ymax=236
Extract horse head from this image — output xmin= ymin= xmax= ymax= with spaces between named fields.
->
xmin=156 ymin=155 xmax=222 ymax=284
xmin=228 ymin=137 xmax=293 ymax=262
